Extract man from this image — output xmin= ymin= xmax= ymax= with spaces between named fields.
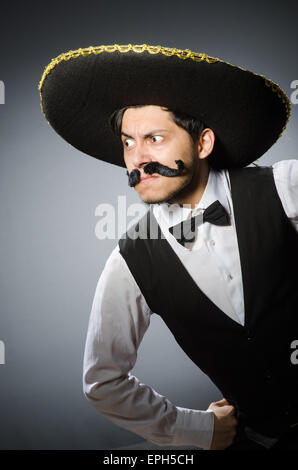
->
xmin=39 ymin=44 xmax=298 ymax=450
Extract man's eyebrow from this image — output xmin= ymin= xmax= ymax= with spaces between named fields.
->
xmin=121 ymin=129 xmax=169 ymax=139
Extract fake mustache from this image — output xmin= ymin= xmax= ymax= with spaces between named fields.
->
xmin=126 ymin=160 xmax=185 ymax=187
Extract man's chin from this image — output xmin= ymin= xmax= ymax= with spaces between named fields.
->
xmin=139 ymin=197 xmax=169 ymax=205
xmin=135 ymin=179 xmax=188 ymax=205
xmin=138 ymin=193 xmax=180 ymax=206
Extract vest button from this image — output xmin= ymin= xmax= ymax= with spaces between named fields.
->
xmin=247 ymin=329 xmax=254 ymax=341
xmin=265 ymin=370 xmax=271 ymax=380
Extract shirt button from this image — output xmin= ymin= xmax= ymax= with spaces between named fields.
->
xmin=228 ymin=274 xmax=233 ymax=280
xmin=210 ymin=240 xmax=215 ymax=246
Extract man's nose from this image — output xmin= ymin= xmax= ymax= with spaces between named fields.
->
xmin=131 ymin=142 xmax=153 ymax=169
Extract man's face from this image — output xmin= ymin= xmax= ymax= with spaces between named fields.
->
xmin=121 ymin=105 xmax=199 ymax=204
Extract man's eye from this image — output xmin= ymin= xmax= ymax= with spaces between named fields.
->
xmin=152 ymin=135 xmax=163 ymax=143
xmin=124 ymin=139 xmax=134 ymax=148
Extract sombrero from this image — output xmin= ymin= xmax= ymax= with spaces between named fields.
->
xmin=39 ymin=43 xmax=290 ymax=169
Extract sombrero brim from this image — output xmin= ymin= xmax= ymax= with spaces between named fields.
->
xmin=39 ymin=44 xmax=290 ymax=169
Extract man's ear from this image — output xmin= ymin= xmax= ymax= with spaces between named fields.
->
xmin=197 ymin=128 xmax=215 ymax=160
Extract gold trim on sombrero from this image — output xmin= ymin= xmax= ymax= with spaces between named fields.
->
xmin=38 ymin=44 xmax=220 ymax=101
xmin=38 ymin=43 xmax=291 ymax=168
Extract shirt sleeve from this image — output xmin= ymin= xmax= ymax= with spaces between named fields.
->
xmin=82 ymin=244 xmax=214 ymax=449
xmin=272 ymin=159 xmax=298 ymax=233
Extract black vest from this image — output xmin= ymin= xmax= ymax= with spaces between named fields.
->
xmin=119 ymin=166 xmax=298 ymax=437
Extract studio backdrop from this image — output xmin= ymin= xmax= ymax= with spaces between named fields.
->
xmin=0 ymin=0 xmax=297 ymax=450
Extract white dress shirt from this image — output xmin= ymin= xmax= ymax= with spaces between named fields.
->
xmin=83 ymin=159 xmax=298 ymax=450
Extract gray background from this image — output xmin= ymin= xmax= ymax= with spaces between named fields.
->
xmin=0 ymin=0 xmax=297 ymax=450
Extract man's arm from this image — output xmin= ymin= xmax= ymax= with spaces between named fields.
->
xmin=82 ymin=245 xmax=215 ymax=449
xmin=273 ymin=159 xmax=298 ymax=234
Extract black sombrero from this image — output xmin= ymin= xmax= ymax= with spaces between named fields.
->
xmin=39 ymin=43 xmax=291 ymax=169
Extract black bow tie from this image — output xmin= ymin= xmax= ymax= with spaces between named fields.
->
xmin=168 ymin=200 xmax=230 ymax=247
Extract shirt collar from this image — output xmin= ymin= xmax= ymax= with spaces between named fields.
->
xmin=156 ymin=167 xmax=231 ymax=228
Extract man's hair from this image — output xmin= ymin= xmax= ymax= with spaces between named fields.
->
xmin=109 ymin=105 xmax=206 ymax=145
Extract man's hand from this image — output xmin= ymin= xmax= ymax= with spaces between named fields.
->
xmin=207 ymin=398 xmax=238 ymax=450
